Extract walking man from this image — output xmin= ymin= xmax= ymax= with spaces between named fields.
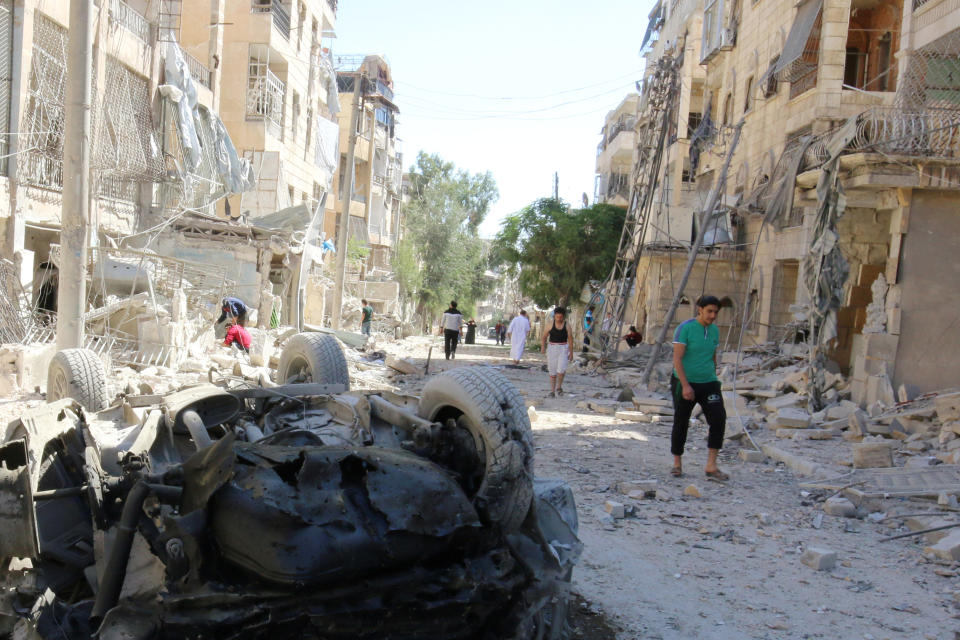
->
xmin=670 ymin=295 xmax=728 ymax=481
xmin=441 ymin=301 xmax=463 ymax=360
xmin=360 ymin=299 xmax=373 ymax=336
xmin=507 ymin=310 xmax=531 ymax=364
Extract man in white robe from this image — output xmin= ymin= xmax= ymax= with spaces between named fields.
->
xmin=507 ymin=310 xmax=531 ymax=364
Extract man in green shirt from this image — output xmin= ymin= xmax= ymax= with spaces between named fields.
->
xmin=670 ymin=295 xmax=728 ymax=481
xmin=360 ymin=299 xmax=373 ymax=336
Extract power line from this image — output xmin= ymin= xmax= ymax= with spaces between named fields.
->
xmin=394 ymin=69 xmax=644 ymax=101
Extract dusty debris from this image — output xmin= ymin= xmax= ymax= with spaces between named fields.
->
xmin=385 ymin=354 xmax=420 ymax=375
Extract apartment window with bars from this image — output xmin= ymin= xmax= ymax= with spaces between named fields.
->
xmin=246 ymin=58 xmax=285 ymax=136
xmin=292 ymin=90 xmax=300 ymax=139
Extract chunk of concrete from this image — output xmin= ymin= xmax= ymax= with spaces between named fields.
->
xmin=604 ymin=500 xmax=626 ymax=519
xmin=385 ymin=355 xmax=420 ymax=375
xmin=823 ymin=495 xmax=858 ymax=518
xmin=588 ymin=400 xmax=619 ymax=415
xmin=776 ymin=408 xmax=812 ymax=429
xmin=826 ymin=400 xmax=859 ymax=422
xmin=907 ymin=516 xmax=954 ymax=544
xmin=764 ymin=393 xmax=803 ymax=413
xmin=683 ymin=485 xmax=701 ymax=498
xmin=619 ymin=480 xmax=658 ymax=496
xmin=852 ymin=442 xmax=894 ymax=468
xmin=801 ymin=547 xmax=837 ymax=571
xmin=847 ymin=410 xmax=869 ymax=437
xmin=739 ymin=449 xmax=765 ymax=463
xmin=934 ymin=392 xmax=960 ymax=423
xmin=925 ymin=531 xmax=960 ymax=562
xmin=615 ymin=410 xmax=650 ymax=422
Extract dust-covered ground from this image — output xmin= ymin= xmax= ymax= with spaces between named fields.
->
xmin=369 ymin=335 xmax=960 ymax=640
xmin=3 ymin=333 xmax=959 ymax=639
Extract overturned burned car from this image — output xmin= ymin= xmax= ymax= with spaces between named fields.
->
xmin=0 ymin=334 xmax=580 ymax=639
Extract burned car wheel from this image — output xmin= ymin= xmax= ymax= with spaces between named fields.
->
xmin=276 ymin=333 xmax=350 ymax=388
xmin=417 ymin=366 xmax=534 ymax=532
xmin=46 ymin=349 xmax=108 ymax=412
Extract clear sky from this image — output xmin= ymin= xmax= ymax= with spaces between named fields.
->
xmin=332 ymin=0 xmax=655 ymax=238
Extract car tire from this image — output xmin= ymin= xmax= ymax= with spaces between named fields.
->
xmin=46 ymin=348 xmax=108 ymax=411
xmin=276 ymin=333 xmax=350 ymax=389
xmin=417 ymin=366 xmax=533 ymax=531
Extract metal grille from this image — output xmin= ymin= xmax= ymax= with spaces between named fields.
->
xmin=21 ymin=13 xmax=67 ymax=191
xmin=0 ymin=259 xmax=31 ymax=343
xmin=93 ymin=56 xmax=164 ymax=182
xmin=897 ymin=29 xmax=960 ymax=112
xmin=246 ymin=59 xmax=285 ymax=134
xmin=158 ymin=0 xmax=182 ymax=42
xmin=0 ymin=0 xmax=13 ymax=176
xmin=109 ymin=0 xmax=151 ymax=43
xmin=157 ymin=98 xmax=226 ymax=212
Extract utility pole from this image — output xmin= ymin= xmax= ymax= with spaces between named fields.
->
xmin=56 ymin=0 xmax=94 ymax=351
xmin=641 ymin=121 xmax=744 ymax=385
xmin=331 ymin=71 xmax=364 ymax=330
xmin=552 ymin=172 xmax=559 ymax=200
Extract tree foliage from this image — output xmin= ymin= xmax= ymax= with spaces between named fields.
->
xmin=490 ymin=198 xmax=626 ymax=308
xmin=397 ymin=152 xmax=498 ymax=323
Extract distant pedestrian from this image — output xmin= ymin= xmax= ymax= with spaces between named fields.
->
xmin=507 ymin=310 xmax=531 ymax=364
xmin=440 ymin=301 xmax=463 ymax=360
xmin=223 ymin=317 xmax=251 ymax=354
xmin=540 ymin=306 xmax=573 ymax=398
xmin=583 ymin=305 xmax=595 ymax=352
xmin=622 ymin=325 xmax=643 ymax=348
xmin=216 ymin=296 xmax=248 ymax=327
xmin=360 ymin=299 xmax=373 ymax=336
xmin=670 ymin=295 xmax=728 ymax=481
xmin=494 ymin=321 xmax=503 ymax=344
xmin=498 ymin=322 xmax=507 ymax=345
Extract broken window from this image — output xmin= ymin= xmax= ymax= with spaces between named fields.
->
xmin=843 ymin=0 xmax=901 ymax=92
xmin=22 ymin=13 xmax=67 ymax=190
xmin=722 ymin=92 xmax=733 ymax=125
xmin=702 ymin=0 xmax=726 ymax=61
xmin=772 ymin=0 xmax=823 ymax=99
xmin=292 ymin=90 xmax=300 ymax=139
xmin=246 ymin=52 xmax=285 ymax=137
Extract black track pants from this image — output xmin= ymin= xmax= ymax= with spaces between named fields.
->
xmin=670 ymin=376 xmax=726 ymax=456
xmin=444 ymin=329 xmax=459 ymax=358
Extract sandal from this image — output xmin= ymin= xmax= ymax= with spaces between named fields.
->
xmin=670 ymin=466 xmax=683 ymax=478
xmin=547 ymin=391 xmax=556 ymax=398
xmin=705 ymin=469 xmax=729 ymax=482
xmin=557 ymin=388 xmax=564 ymax=397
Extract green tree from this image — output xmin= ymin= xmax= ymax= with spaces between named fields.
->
xmin=490 ymin=198 xmax=626 ymax=308
xmin=400 ymin=152 xmax=498 ymax=327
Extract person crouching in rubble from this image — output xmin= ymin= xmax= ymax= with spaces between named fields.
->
xmin=223 ymin=316 xmax=251 ymax=354
xmin=670 ymin=295 xmax=728 ymax=481
xmin=216 ymin=296 xmax=248 ymax=327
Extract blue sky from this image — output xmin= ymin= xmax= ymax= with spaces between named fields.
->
xmin=333 ymin=0 xmax=655 ymax=237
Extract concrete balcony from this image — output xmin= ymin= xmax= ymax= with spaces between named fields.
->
xmin=912 ymin=0 xmax=960 ymax=49
xmin=597 ymin=129 xmax=636 ymax=171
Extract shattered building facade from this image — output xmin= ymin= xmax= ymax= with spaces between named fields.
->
xmin=0 ymin=0 xmax=346 ymax=387
xmin=326 ymin=53 xmax=403 ymax=320
xmin=611 ymin=0 xmax=960 ymax=399
xmin=595 ymin=93 xmax=639 ymax=208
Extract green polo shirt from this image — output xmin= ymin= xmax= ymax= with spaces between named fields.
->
xmin=672 ymin=318 xmax=719 ymax=383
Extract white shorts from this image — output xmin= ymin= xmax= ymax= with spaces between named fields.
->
xmin=546 ymin=343 xmax=569 ymax=376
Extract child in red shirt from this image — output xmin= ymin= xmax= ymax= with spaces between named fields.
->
xmin=223 ymin=318 xmax=251 ymax=353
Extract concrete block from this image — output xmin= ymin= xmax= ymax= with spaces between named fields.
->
xmin=866 ymin=421 xmax=892 ymax=436
xmin=853 ymin=354 xmax=887 ymax=377
xmin=859 ymin=333 xmax=899 ymax=361
xmin=385 ymin=355 xmax=419 ymax=375
xmin=764 ymin=393 xmax=803 ymax=413
xmin=801 ymin=547 xmax=837 ymax=571
xmin=618 ymin=480 xmax=658 ymax=496
xmin=925 ymin=531 xmax=960 ymax=562
xmin=847 ymin=409 xmax=869 ymax=436
xmin=823 ymin=495 xmax=858 ymax=518
xmin=886 ymin=307 xmax=901 ymax=335
xmin=739 ymin=449 xmax=765 ymax=463
xmin=246 ymin=328 xmax=274 ymax=367
xmin=907 ymin=516 xmax=954 ymax=543
xmin=615 ymin=410 xmax=650 ymax=422
xmin=934 ymin=392 xmax=960 ymax=423
xmin=904 ymin=456 xmax=938 ymax=468
xmin=776 ymin=408 xmax=812 ymax=428
xmin=588 ymin=400 xmax=619 ymax=415
xmin=604 ymin=500 xmax=626 ymax=519
xmin=865 ymin=374 xmax=896 ymax=408
xmin=852 ymin=442 xmax=893 ymax=468
xmin=827 ymin=400 xmax=859 ymax=421
xmin=805 ymin=429 xmax=836 ymax=440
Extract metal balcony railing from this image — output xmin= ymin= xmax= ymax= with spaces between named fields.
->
xmin=110 ymin=0 xmax=151 ymax=43
xmin=848 ymin=107 xmax=960 ymax=158
xmin=327 ymin=0 xmax=338 ymax=15
xmin=182 ymin=50 xmax=212 ymax=89
xmin=251 ymin=0 xmax=290 ymax=40
xmin=247 ymin=67 xmax=285 ymax=131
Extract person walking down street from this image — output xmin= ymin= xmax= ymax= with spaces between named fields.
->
xmin=360 ymin=299 xmax=374 ymax=336
xmin=498 ymin=322 xmax=507 ymax=345
xmin=670 ymin=295 xmax=728 ymax=482
xmin=494 ymin=321 xmax=503 ymax=345
xmin=216 ymin=297 xmax=248 ymax=328
xmin=223 ymin=316 xmax=251 ymax=354
xmin=582 ymin=305 xmax=595 ymax=352
xmin=507 ymin=310 xmax=531 ymax=365
xmin=540 ymin=306 xmax=573 ymax=398
xmin=441 ymin=301 xmax=463 ymax=360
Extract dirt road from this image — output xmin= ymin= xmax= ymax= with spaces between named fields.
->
xmin=374 ymin=335 xmax=959 ymax=640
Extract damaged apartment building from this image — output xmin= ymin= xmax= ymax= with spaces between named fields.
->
xmin=0 ymin=0 xmax=347 ymax=388
xmin=604 ymin=0 xmax=960 ymax=399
